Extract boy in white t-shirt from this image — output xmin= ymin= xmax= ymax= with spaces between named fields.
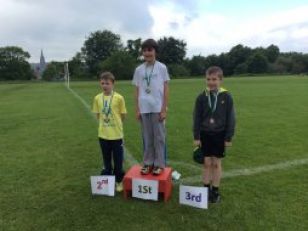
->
xmin=132 ymin=38 xmax=170 ymax=175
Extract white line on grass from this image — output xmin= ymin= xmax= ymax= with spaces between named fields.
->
xmin=65 ymin=85 xmax=308 ymax=183
xmin=178 ymin=157 xmax=308 ymax=184
xmin=65 ymin=85 xmax=139 ymax=166
xmin=168 ymin=160 xmax=201 ymax=172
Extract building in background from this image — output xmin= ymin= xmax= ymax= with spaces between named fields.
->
xmin=31 ymin=50 xmax=47 ymax=79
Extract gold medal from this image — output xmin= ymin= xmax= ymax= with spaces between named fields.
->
xmin=104 ymin=118 xmax=110 ymax=123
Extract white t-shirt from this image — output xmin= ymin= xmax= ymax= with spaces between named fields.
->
xmin=132 ymin=61 xmax=170 ymax=113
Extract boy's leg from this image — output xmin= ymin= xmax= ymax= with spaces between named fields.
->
xmin=211 ymin=157 xmax=222 ymax=187
xmin=112 ymin=139 xmax=125 ymax=183
xmin=98 ymin=138 xmax=113 ymax=175
xmin=203 ymin=157 xmax=212 ymax=185
xmin=211 ymin=157 xmax=222 ymax=203
xmin=211 ymin=131 xmax=224 ymax=187
xmin=152 ymin=113 xmax=166 ymax=168
xmin=141 ymin=113 xmax=155 ymax=166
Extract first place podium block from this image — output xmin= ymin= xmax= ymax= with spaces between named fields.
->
xmin=123 ymin=165 xmax=172 ymax=202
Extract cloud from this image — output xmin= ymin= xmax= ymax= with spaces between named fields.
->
xmin=0 ymin=0 xmax=154 ymax=62
xmin=0 ymin=0 xmax=307 ymax=62
xmin=149 ymin=3 xmax=308 ymax=56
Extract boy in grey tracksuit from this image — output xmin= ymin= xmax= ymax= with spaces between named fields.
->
xmin=133 ymin=39 xmax=170 ymax=176
xmin=193 ymin=66 xmax=235 ymax=203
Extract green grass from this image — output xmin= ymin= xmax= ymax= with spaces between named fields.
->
xmin=1 ymin=76 xmax=308 ymax=230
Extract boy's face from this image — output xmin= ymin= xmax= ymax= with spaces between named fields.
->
xmin=142 ymin=47 xmax=156 ymax=63
xmin=206 ymin=73 xmax=222 ymax=90
xmin=100 ymin=79 xmax=114 ymax=94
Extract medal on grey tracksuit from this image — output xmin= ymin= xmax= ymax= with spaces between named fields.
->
xmin=102 ymin=92 xmax=114 ymax=123
xmin=207 ymin=90 xmax=219 ymax=124
xmin=144 ymin=63 xmax=155 ymax=94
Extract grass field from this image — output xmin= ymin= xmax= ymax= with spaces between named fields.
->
xmin=1 ymin=76 xmax=308 ymax=230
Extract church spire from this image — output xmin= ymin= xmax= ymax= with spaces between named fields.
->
xmin=39 ymin=49 xmax=46 ymax=76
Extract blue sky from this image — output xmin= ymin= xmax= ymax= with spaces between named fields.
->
xmin=0 ymin=0 xmax=307 ymax=62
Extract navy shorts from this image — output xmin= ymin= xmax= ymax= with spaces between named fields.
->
xmin=200 ymin=131 xmax=225 ymax=158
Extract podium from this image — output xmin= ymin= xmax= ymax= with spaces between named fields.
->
xmin=123 ymin=165 xmax=172 ymax=202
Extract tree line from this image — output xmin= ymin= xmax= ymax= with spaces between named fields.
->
xmin=1 ymin=29 xmax=308 ymax=81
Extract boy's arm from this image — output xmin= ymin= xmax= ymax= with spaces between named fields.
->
xmin=92 ymin=96 xmax=100 ymax=120
xmin=120 ymin=96 xmax=127 ymax=121
xmin=225 ymin=94 xmax=236 ymax=143
xmin=134 ymin=86 xmax=141 ymax=120
xmin=132 ymin=68 xmax=141 ymax=121
xmin=193 ymin=95 xmax=202 ymax=144
xmin=159 ymin=81 xmax=169 ymax=121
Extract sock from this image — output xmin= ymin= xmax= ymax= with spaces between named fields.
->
xmin=204 ymin=184 xmax=211 ymax=188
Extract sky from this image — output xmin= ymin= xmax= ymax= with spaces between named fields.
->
xmin=1 ymin=0 xmax=308 ymax=62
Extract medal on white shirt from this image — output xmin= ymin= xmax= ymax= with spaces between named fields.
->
xmin=207 ymin=90 xmax=219 ymax=125
xmin=102 ymin=92 xmax=114 ymax=124
xmin=144 ymin=62 xmax=155 ymax=94
xmin=145 ymin=87 xmax=151 ymax=94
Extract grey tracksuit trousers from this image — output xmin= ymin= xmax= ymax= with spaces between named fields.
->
xmin=141 ymin=113 xmax=166 ymax=168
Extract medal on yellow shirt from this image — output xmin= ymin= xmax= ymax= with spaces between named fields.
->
xmin=102 ymin=92 xmax=114 ymax=124
xmin=104 ymin=118 xmax=110 ymax=123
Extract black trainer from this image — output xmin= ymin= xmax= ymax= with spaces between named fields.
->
xmin=211 ymin=190 xmax=221 ymax=203
xmin=100 ymin=169 xmax=112 ymax=175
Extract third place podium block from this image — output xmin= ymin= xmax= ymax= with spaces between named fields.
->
xmin=123 ymin=165 xmax=172 ymax=202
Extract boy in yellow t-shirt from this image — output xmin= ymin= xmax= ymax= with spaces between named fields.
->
xmin=92 ymin=72 xmax=127 ymax=192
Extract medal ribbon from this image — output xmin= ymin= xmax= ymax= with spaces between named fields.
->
xmin=102 ymin=91 xmax=114 ymax=119
xmin=207 ymin=90 xmax=219 ymax=114
xmin=144 ymin=62 xmax=155 ymax=88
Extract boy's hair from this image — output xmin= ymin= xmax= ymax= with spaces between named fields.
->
xmin=141 ymin=38 xmax=159 ymax=52
xmin=99 ymin=71 xmax=115 ymax=83
xmin=206 ymin=66 xmax=224 ymax=79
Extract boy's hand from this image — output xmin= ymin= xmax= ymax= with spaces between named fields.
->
xmin=225 ymin=141 xmax=232 ymax=147
xmin=135 ymin=110 xmax=141 ymax=121
xmin=159 ymin=110 xmax=167 ymax=121
xmin=194 ymin=140 xmax=201 ymax=147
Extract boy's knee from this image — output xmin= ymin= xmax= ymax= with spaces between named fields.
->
xmin=204 ymin=159 xmax=212 ymax=168
xmin=212 ymin=161 xmax=221 ymax=169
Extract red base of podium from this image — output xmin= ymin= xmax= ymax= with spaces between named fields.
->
xmin=123 ymin=165 xmax=172 ymax=202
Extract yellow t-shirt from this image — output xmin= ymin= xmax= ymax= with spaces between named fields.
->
xmin=92 ymin=91 xmax=127 ymax=140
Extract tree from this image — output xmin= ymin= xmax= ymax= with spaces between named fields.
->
xmin=42 ymin=61 xmax=65 ymax=81
xmin=157 ymin=37 xmax=186 ymax=65
xmin=227 ymin=44 xmax=252 ymax=75
xmin=0 ymin=46 xmax=34 ymax=80
xmin=82 ymin=30 xmax=122 ymax=76
xmin=187 ymin=55 xmax=206 ymax=76
xmin=247 ymin=52 xmax=268 ymax=73
xmin=68 ymin=52 xmax=89 ymax=79
xmin=234 ymin=63 xmax=248 ymax=75
xmin=265 ymin=44 xmax=279 ymax=63
xmin=99 ymin=51 xmax=137 ymax=80
xmin=168 ymin=64 xmax=190 ymax=78
xmin=272 ymin=56 xmax=292 ymax=73
xmin=126 ymin=38 xmax=142 ymax=60
xmin=204 ymin=54 xmax=221 ymax=69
